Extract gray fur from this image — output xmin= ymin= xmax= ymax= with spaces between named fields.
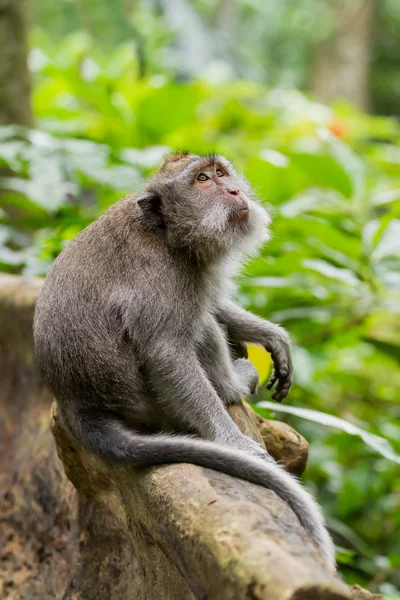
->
xmin=33 ymin=152 xmax=335 ymax=569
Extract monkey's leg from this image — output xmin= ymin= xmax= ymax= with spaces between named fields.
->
xmin=217 ymin=300 xmax=293 ymax=401
xmin=232 ymin=358 xmax=259 ymax=395
xmin=145 ymin=339 xmax=269 ymax=459
xmin=196 ymin=317 xmax=258 ymax=405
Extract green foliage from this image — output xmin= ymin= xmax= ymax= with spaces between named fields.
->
xmin=31 ymin=0 xmax=400 ymax=114
xmin=1 ymin=33 xmax=400 ymax=596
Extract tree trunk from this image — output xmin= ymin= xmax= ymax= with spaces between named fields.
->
xmin=0 ymin=0 xmax=33 ymax=126
xmin=311 ymin=0 xmax=375 ymax=110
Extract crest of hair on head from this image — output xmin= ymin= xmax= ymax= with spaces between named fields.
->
xmin=158 ymin=151 xmax=196 ymax=175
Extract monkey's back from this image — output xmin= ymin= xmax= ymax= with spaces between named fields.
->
xmin=33 ymin=195 xmax=173 ymax=412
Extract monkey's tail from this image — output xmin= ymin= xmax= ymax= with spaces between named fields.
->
xmin=70 ymin=413 xmax=335 ymax=570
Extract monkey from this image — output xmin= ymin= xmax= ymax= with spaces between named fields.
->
xmin=33 ymin=151 xmax=335 ymax=569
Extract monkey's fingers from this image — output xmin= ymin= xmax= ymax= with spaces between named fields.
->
xmin=266 ymin=370 xmax=278 ymax=390
xmin=271 ymin=375 xmax=292 ymax=402
xmin=264 ymin=342 xmax=293 ymax=401
xmin=266 ymin=370 xmax=284 ymax=403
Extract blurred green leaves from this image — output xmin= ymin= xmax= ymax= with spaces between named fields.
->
xmin=1 ymin=30 xmax=400 ymax=597
xmin=0 ymin=124 xmax=158 ymax=274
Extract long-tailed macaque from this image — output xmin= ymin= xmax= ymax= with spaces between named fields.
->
xmin=34 ymin=152 xmax=335 ymax=569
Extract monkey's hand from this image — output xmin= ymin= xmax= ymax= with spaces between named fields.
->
xmin=264 ymin=329 xmax=293 ymax=402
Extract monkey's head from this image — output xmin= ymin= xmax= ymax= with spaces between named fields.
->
xmin=138 ymin=152 xmax=271 ymax=262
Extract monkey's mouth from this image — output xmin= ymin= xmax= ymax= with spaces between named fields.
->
xmin=229 ymin=206 xmax=249 ymax=222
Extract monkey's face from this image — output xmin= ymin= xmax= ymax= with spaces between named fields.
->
xmin=192 ymin=160 xmax=250 ymax=223
xmin=142 ymin=153 xmax=271 ymax=261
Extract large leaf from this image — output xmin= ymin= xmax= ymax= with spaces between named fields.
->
xmin=136 ymin=84 xmax=205 ymax=142
xmin=302 ymin=259 xmax=360 ymax=287
xmin=321 ymin=129 xmax=366 ymax=198
xmin=289 ymin=153 xmax=354 ymax=198
xmin=247 ymin=344 xmax=272 ymax=385
xmin=256 ymin=402 xmax=400 ymax=464
xmin=372 ymin=219 xmax=400 ymax=262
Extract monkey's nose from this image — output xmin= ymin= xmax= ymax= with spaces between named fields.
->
xmin=227 ymin=188 xmax=240 ymax=196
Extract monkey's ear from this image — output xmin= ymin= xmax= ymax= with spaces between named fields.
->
xmin=137 ymin=193 xmax=165 ymax=231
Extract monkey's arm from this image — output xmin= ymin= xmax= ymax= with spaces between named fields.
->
xmin=145 ymin=339 xmax=268 ymax=458
xmin=216 ymin=300 xmax=292 ymax=401
xmin=196 ymin=316 xmax=259 ymax=405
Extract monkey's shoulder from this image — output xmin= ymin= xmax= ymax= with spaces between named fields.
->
xmin=52 ymin=195 xmax=160 ymax=265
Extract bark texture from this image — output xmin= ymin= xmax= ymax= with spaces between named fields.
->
xmin=0 ymin=0 xmax=33 ymax=126
xmin=0 ymin=274 xmax=384 ymax=600
xmin=311 ymin=0 xmax=375 ymax=110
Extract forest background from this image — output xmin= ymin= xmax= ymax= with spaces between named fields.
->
xmin=0 ymin=1 xmax=399 ymax=596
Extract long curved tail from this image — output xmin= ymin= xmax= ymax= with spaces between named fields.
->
xmin=70 ymin=413 xmax=335 ymax=570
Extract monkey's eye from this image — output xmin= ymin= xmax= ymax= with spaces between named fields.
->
xmin=216 ymin=169 xmax=224 ymax=177
xmin=197 ymin=173 xmax=209 ymax=182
